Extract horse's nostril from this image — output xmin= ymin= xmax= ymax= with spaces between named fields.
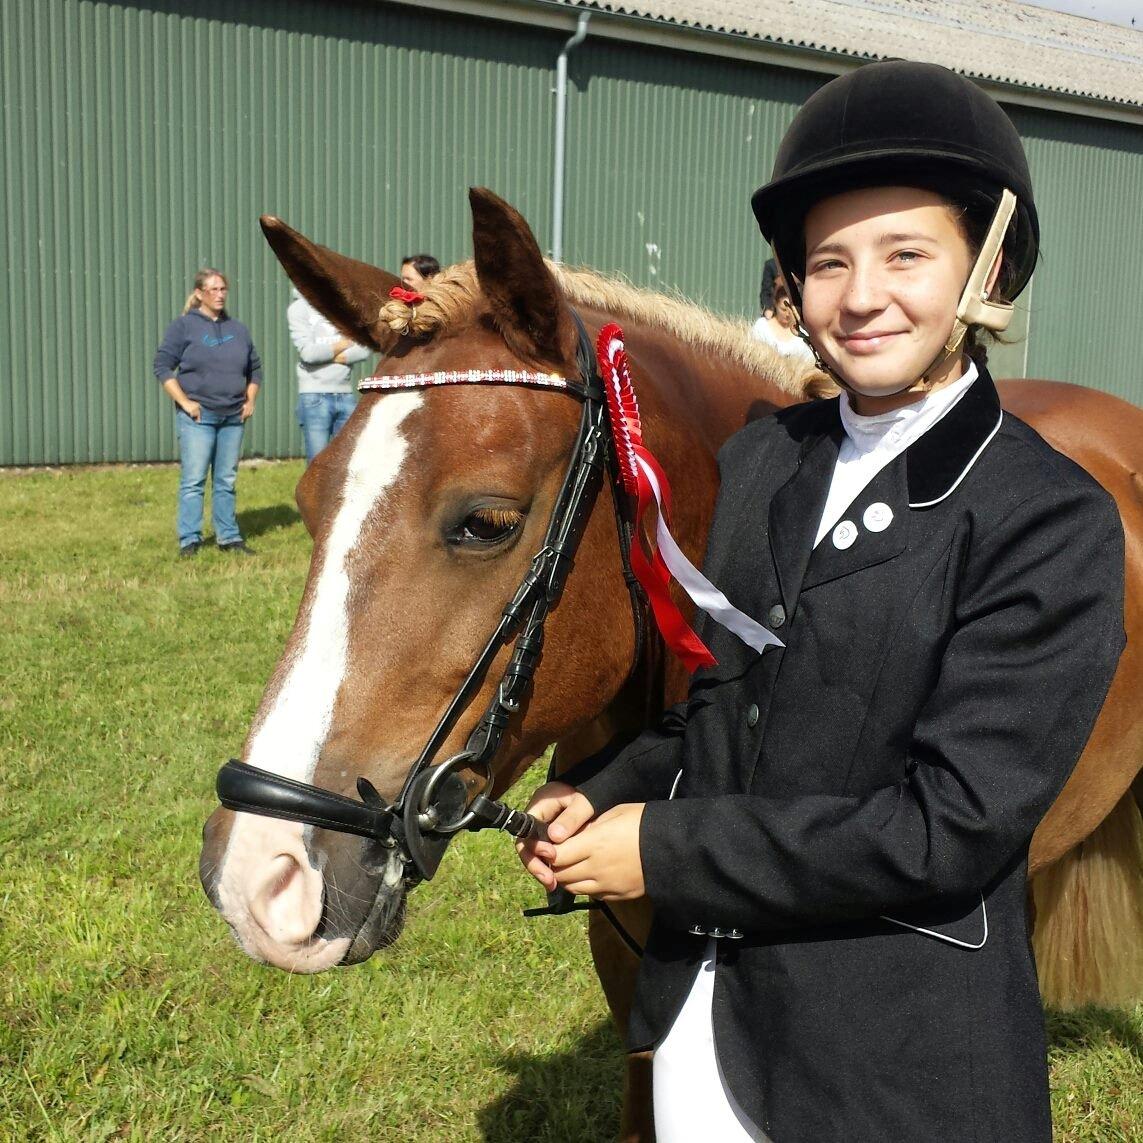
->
xmin=250 ymin=852 xmax=325 ymax=946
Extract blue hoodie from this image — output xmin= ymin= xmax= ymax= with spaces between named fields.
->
xmin=153 ymin=310 xmax=263 ymax=416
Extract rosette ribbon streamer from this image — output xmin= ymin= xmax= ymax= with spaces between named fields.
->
xmin=597 ymin=323 xmax=784 ymax=671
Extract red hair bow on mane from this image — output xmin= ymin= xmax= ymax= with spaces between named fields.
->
xmin=389 ymin=285 xmax=426 ymax=305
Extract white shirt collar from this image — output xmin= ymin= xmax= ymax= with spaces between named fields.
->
xmin=838 ymin=360 xmax=979 ymax=457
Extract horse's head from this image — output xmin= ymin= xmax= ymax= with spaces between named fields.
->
xmin=200 ymin=191 xmax=646 ymax=972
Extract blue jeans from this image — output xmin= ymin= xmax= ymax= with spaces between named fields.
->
xmin=175 ymin=408 xmax=245 ymax=547
xmin=297 ymin=391 xmax=357 ymax=464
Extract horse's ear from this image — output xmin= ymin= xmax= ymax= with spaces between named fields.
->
xmin=260 ymin=215 xmax=400 ymax=353
xmin=469 ymin=188 xmax=577 ymax=367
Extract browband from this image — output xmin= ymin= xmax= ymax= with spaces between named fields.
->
xmin=360 ymin=368 xmax=600 ymax=402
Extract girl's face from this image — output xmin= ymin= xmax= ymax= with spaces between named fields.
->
xmin=800 ymin=186 xmax=976 ymax=414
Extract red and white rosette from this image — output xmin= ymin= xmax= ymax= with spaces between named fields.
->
xmin=597 ymin=322 xmax=784 ymax=672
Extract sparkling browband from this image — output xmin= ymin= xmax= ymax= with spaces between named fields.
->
xmin=359 ymin=369 xmax=576 ymax=394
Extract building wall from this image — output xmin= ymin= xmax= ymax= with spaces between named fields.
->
xmin=1 ymin=0 xmax=562 ymax=464
xmin=2 ymin=0 xmax=1141 ymax=465
xmin=1010 ymin=105 xmax=1143 ymax=392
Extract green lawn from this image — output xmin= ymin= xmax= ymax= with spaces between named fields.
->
xmin=0 ymin=462 xmax=1138 ymax=1140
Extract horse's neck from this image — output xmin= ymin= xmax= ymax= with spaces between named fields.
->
xmin=585 ymin=309 xmax=801 ymax=453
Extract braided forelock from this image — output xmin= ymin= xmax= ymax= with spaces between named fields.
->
xmin=377 ymin=261 xmax=483 ymax=338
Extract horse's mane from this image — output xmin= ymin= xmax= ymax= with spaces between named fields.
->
xmin=377 ymin=261 xmax=828 ymax=399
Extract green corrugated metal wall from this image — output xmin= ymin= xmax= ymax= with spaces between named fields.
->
xmin=1008 ymin=106 xmax=1143 ymax=391
xmin=2 ymin=0 xmax=1142 ymax=465
xmin=562 ymin=38 xmax=816 ymax=310
xmin=1 ymin=0 xmax=561 ymax=464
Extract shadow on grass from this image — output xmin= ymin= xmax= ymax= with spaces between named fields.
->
xmin=478 ymin=1020 xmax=624 ymax=1142
xmin=237 ymin=504 xmax=302 ymax=538
xmin=1046 ymin=1005 xmax=1143 ymax=1063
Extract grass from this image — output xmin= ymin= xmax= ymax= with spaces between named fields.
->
xmin=0 ymin=461 xmax=1139 ymax=1140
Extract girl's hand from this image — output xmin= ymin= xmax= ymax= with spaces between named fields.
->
xmin=181 ymin=399 xmax=202 ymax=421
xmin=552 ymin=803 xmax=645 ymax=901
xmin=515 ymin=781 xmax=595 ymax=892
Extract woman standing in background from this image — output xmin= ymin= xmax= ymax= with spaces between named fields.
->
xmin=154 ymin=268 xmax=261 ymax=558
xmin=750 ymin=272 xmax=815 ymax=364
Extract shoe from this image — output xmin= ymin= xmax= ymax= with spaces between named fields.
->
xmin=219 ymin=540 xmax=255 ymax=556
xmin=179 ymin=541 xmax=201 ymax=559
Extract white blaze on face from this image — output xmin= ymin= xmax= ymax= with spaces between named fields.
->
xmin=246 ymin=391 xmax=423 ymax=780
xmin=216 ymin=393 xmax=423 ymax=966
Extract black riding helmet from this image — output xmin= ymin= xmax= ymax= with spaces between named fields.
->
xmin=751 ymin=60 xmax=1039 ymax=310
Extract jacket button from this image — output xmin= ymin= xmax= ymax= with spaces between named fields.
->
xmin=767 ymin=604 xmax=786 ymax=628
xmin=746 ymin=703 xmax=760 ymax=728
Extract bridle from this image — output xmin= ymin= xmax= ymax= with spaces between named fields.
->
xmin=215 ymin=313 xmax=646 ymax=894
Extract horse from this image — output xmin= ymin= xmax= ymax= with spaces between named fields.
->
xmin=200 ymin=188 xmax=1143 ymax=1140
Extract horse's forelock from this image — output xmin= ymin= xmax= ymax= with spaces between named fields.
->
xmin=377 ymin=261 xmax=483 ymax=340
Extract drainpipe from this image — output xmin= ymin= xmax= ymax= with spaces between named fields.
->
xmin=552 ymin=11 xmax=591 ymax=263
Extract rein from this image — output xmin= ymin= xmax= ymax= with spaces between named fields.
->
xmin=216 ymin=314 xmax=645 ymax=904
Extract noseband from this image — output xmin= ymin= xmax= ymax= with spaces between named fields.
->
xmin=216 ymin=313 xmax=644 ymax=888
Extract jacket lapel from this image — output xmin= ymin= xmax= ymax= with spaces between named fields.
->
xmin=801 ymin=459 xmax=910 ymax=592
xmin=768 ymin=421 xmax=842 ymax=615
xmin=765 ymin=367 xmax=1003 ymax=612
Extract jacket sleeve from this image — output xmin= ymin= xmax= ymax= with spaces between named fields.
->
xmin=639 ymin=482 xmax=1126 ymax=932
xmin=288 ymin=300 xmax=369 ymax=366
xmin=339 ymin=342 xmax=373 ymax=366
xmin=246 ymin=336 xmax=263 ymax=383
xmin=153 ymin=319 xmax=187 ymax=380
xmin=563 ymin=703 xmax=689 ymax=814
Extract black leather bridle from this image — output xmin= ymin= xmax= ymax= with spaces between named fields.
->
xmin=215 ymin=315 xmax=645 ymax=896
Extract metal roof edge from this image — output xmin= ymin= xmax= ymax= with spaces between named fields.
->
xmin=376 ymin=0 xmax=1143 ymax=127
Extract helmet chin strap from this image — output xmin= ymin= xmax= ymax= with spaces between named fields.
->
xmin=779 ymin=188 xmax=1018 ymax=400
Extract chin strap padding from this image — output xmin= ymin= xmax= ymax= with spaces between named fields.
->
xmin=946 ymin=188 xmax=1018 ymax=352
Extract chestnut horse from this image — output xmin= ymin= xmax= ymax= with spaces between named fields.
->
xmin=201 ymin=189 xmax=1143 ymax=1139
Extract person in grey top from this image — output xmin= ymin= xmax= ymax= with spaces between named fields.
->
xmin=153 ymin=267 xmax=261 ymax=557
xmin=287 ymin=288 xmax=372 ymax=464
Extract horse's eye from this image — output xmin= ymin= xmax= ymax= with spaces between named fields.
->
xmin=452 ymin=506 xmax=524 ymax=546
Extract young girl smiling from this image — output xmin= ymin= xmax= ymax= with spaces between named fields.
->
xmin=520 ymin=60 xmax=1125 ymax=1141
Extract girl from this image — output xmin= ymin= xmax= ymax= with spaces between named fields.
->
xmin=519 ymin=61 xmax=1125 ymax=1141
